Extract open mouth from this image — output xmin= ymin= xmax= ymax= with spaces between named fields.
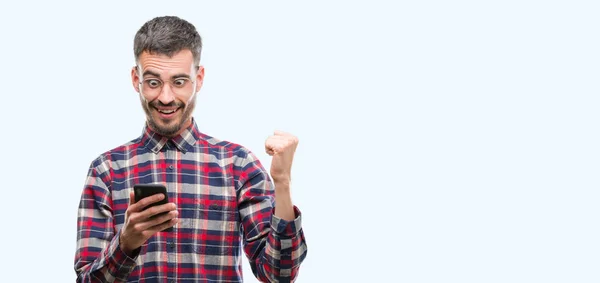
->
xmin=155 ymin=107 xmax=180 ymax=118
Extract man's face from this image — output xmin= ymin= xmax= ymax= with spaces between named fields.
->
xmin=131 ymin=50 xmax=204 ymax=137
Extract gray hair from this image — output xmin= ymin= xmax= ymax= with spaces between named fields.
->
xmin=133 ymin=16 xmax=202 ymax=66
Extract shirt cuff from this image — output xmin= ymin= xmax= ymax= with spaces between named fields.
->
xmin=270 ymin=205 xmax=303 ymax=238
xmin=106 ymin=230 xmax=139 ymax=275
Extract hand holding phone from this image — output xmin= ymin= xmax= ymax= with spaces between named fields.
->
xmin=134 ymin=184 xmax=169 ymax=211
xmin=119 ymin=184 xmax=178 ymax=256
xmin=134 ymin=184 xmax=174 ymax=232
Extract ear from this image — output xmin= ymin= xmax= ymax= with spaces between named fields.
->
xmin=131 ymin=66 xmax=140 ymax=93
xmin=195 ymin=66 xmax=205 ymax=93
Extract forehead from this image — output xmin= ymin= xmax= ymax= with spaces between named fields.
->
xmin=138 ymin=50 xmax=195 ymax=77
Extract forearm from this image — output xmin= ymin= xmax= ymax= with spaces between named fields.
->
xmin=251 ymin=206 xmax=308 ymax=283
xmin=236 ymin=150 xmax=308 ymax=282
xmin=75 ymin=230 xmax=138 ymax=283
xmin=240 ymin=179 xmax=307 ymax=282
xmin=274 ymin=181 xmax=295 ymax=221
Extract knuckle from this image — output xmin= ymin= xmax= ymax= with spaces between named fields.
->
xmin=129 ymin=214 xmax=139 ymax=223
xmin=148 ymin=206 xmax=160 ymax=215
xmin=161 ymin=212 xmax=172 ymax=221
xmin=152 ymin=217 xmax=163 ymax=227
xmin=138 ymin=200 xmax=149 ymax=208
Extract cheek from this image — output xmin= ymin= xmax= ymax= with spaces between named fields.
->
xmin=141 ymin=93 xmax=158 ymax=103
xmin=179 ymin=93 xmax=196 ymax=105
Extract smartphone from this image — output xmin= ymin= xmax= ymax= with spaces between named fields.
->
xmin=133 ymin=184 xmax=173 ymax=232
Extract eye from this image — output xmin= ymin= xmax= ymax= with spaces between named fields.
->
xmin=145 ymin=79 xmax=162 ymax=88
xmin=173 ymin=78 xmax=188 ymax=87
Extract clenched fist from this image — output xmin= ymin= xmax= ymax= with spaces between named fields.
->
xmin=265 ymin=130 xmax=298 ymax=186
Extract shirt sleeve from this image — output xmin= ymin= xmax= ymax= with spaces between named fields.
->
xmin=74 ymin=157 xmax=138 ymax=282
xmin=234 ymin=149 xmax=308 ymax=283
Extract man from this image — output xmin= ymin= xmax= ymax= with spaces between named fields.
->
xmin=74 ymin=16 xmax=307 ymax=282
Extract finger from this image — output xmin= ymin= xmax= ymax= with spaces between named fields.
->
xmin=266 ymin=135 xmax=298 ymax=146
xmin=125 ymin=191 xmax=136 ymax=218
xmin=265 ymin=143 xmax=278 ymax=153
xmin=138 ymin=202 xmax=178 ymax=219
xmin=129 ymin=193 xmax=166 ymax=213
xmin=265 ymin=144 xmax=283 ymax=154
xmin=268 ymin=134 xmax=291 ymax=140
xmin=265 ymin=137 xmax=288 ymax=147
xmin=274 ymin=130 xmax=293 ymax=137
xmin=129 ymin=191 xmax=135 ymax=206
xmin=147 ymin=218 xmax=179 ymax=234
xmin=135 ymin=209 xmax=178 ymax=231
xmin=266 ymin=141 xmax=292 ymax=153
xmin=265 ymin=137 xmax=291 ymax=149
xmin=265 ymin=148 xmax=275 ymax=156
xmin=265 ymin=139 xmax=283 ymax=148
xmin=273 ymin=131 xmax=299 ymax=144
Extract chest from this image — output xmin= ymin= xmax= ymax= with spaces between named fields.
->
xmin=110 ymin=150 xmax=239 ymax=230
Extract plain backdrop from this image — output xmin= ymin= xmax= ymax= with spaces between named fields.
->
xmin=0 ymin=1 xmax=598 ymax=282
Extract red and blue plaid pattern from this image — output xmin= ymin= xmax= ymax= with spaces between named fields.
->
xmin=74 ymin=118 xmax=307 ymax=282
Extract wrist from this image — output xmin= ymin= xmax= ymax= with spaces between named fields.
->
xmin=119 ymin=232 xmax=133 ymax=256
xmin=273 ymin=180 xmax=291 ymax=191
xmin=272 ymin=174 xmax=291 ymax=186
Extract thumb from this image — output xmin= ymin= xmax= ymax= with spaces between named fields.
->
xmin=129 ymin=191 xmax=135 ymax=206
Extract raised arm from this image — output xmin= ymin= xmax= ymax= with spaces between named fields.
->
xmin=236 ymin=131 xmax=308 ymax=282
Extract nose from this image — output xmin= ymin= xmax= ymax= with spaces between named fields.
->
xmin=157 ymin=84 xmax=175 ymax=105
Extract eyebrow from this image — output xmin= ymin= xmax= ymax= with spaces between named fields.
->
xmin=142 ymin=70 xmax=192 ymax=80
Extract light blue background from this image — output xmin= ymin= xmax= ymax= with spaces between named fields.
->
xmin=0 ymin=1 xmax=598 ymax=282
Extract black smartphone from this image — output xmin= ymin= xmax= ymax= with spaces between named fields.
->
xmin=133 ymin=184 xmax=173 ymax=232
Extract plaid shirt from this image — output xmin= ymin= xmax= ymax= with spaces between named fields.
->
xmin=74 ymin=118 xmax=307 ymax=282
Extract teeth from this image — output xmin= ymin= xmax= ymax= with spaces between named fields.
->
xmin=158 ymin=109 xmax=176 ymax=114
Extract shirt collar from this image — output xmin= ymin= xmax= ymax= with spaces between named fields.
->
xmin=141 ymin=118 xmax=200 ymax=154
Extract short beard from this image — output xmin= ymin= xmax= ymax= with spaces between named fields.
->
xmin=140 ymin=96 xmax=196 ymax=137
xmin=147 ymin=115 xmax=185 ymax=137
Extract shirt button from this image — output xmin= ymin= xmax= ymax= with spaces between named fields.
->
xmin=168 ymin=165 xmax=174 ymax=170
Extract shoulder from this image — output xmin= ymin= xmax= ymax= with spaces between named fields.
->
xmin=195 ymin=132 xmax=268 ymax=175
xmin=196 ymin=131 xmax=255 ymax=159
xmin=88 ymin=135 xmax=145 ymax=171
